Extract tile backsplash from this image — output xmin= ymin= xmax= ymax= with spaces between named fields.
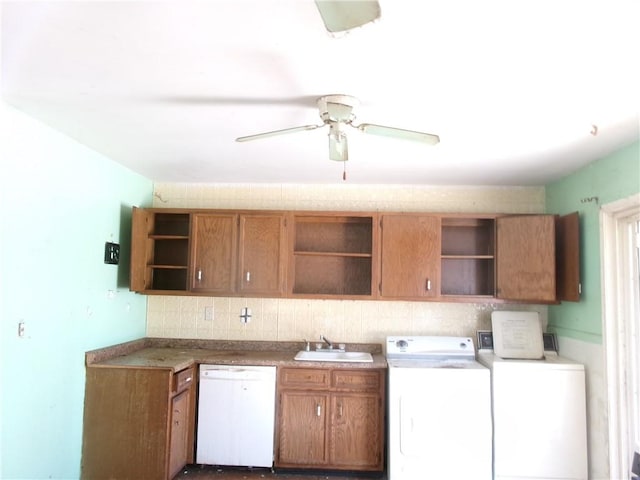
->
xmin=146 ymin=182 xmax=547 ymax=343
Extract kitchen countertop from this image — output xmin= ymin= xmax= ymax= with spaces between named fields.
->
xmin=86 ymin=338 xmax=387 ymax=372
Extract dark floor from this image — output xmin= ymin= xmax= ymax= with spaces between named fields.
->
xmin=174 ymin=464 xmax=386 ymax=480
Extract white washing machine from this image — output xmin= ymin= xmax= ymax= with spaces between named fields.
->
xmin=387 ymin=336 xmax=492 ymax=480
xmin=477 ymin=350 xmax=588 ymax=480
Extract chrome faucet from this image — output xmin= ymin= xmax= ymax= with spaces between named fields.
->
xmin=320 ymin=335 xmax=334 ymax=350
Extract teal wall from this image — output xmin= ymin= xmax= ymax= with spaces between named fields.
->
xmin=0 ymin=103 xmax=153 ymax=478
xmin=546 ymin=141 xmax=640 ymax=343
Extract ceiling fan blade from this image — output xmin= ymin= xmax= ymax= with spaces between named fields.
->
xmin=356 ymin=123 xmax=440 ymax=145
xmin=152 ymin=95 xmax=320 ymax=107
xmin=236 ymin=124 xmax=322 ymax=142
xmin=314 ymin=0 xmax=381 ymax=33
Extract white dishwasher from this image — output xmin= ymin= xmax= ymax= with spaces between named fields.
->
xmin=196 ymin=364 xmax=276 ymax=467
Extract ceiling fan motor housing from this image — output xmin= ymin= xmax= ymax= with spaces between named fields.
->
xmin=318 ymin=94 xmax=359 ymax=123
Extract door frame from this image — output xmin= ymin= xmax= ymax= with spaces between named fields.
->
xmin=600 ymin=192 xmax=640 ymax=479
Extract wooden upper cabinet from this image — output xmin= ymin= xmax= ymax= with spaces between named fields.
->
xmin=130 ymin=207 xmax=578 ymax=304
xmin=238 ymin=214 xmax=287 ymax=295
xmin=130 ymin=207 xmax=190 ymax=293
xmin=440 ymin=217 xmax=496 ymax=297
xmin=191 ymin=213 xmax=237 ymax=293
xmin=379 ymin=214 xmax=441 ymax=298
xmin=556 ymin=212 xmax=581 ymax=302
xmin=191 ymin=212 xmax=286 ymax=295
xmin=290 ymin=214 xmax=376 ymax=298
xmin=496 ymin=215 xmax=556 ymax=302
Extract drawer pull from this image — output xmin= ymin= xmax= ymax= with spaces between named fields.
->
xmin=316 ymin=404 xmax=321 ymax=417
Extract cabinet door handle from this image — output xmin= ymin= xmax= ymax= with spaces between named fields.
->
xmin=338 ymin=403 xmax=343 ymax=417
xmin=197 ymin=269 xmax=202 ymax=281
xmin=246 ymin=271 xmax=251 ymax=282
xmin=426 ymin=278 xmax=431 ymax=291
xmin=316 ymin=404 xmax=321 ymax=417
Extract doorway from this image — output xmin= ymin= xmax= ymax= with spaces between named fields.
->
xmin=601 ymin=193 xmax=640 ymax=479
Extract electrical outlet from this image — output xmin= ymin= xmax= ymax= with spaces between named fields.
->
xmin=204 ymin=306 xmax=214 ymax=321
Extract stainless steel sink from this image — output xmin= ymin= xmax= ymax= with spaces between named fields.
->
xmin=294 ymin=350 xmax=373 ymax=363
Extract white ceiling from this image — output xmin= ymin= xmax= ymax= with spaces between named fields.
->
xmin=2 ymin=0 xmax=639 ymax=185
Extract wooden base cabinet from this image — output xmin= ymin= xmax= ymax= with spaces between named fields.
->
xmin=81 ymin=366 xmax=195 ymax=480
xmin=275 ymin=367 xmax=384 ymax=472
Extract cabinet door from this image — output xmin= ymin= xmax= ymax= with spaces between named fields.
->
xmin=130 ymin=207 xmax=153 ymax=292
xmin=238 ymin=214 xmax=286 ymax=295
xmin=330 ymin=394 xmax=383 ymax=469
xmin=556 ymin=212 xmax=581 ymax=302
xmin=191 ymin=213 xmax=237 ymax=292
xmin=380 ymin=214 xmax=440 ymax=298
xmin=496 ymin=215 xmax=556 ymax=302
xmin=277 ymin=392 xmax=328 ymax=466
xmin=81 ymin=368 xmax=172 ymax=480
xmin=168 ymin=390 xmax=189 ymax=479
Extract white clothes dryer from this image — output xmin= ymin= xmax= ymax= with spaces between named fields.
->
xmin=477 ymin=350 xmax=588 ymax=480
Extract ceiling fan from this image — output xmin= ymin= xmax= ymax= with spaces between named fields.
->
xmin=236 ymin=94 xmax=440 ymax=162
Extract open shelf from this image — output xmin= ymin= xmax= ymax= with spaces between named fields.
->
xmin=292 ymin=215 xmax=374 ymax=296
xmin=148 ymin=213 xmax=191 ymax=291
xmin=441 ymin=218 xmax=495 ymax=296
